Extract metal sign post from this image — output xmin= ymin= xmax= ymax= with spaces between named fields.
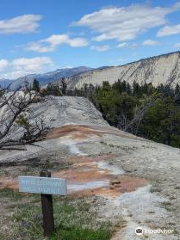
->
xmin=19 ymin=171 xmax=67 ymax=237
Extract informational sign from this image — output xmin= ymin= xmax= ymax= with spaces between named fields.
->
xmin=19 ymin=176 xmax=67 ymax=195
xmin=19 ymin=171 xmax=67 ymax=237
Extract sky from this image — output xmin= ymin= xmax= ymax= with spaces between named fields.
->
xmin=0 ymin=0 xmax=180 ymax=79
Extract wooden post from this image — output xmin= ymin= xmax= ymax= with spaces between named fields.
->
xmin=40 ymin=170 xmax=55 ymax=237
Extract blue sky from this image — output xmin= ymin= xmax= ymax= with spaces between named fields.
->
xmin=0 ymin=0 xmax=180 ymax=79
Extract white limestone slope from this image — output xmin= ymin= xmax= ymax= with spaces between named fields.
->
xmin=66 ymin=52 xmax=180 ymax=89
xmin=0 ymin=95 xmax=180 ymax=239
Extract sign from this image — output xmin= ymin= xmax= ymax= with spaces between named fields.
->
xmin=19 ymin=176 xmax=67 ymax=195
xmin=19 ymin=171 xmax=67 ymax=237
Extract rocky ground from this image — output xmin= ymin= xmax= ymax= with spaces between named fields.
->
xmin=0 ymin=96 xmax=180 ymax=239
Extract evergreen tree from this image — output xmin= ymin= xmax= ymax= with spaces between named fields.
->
xmin=32 ymin=79 xmax=40 ymax=92
xmin=61 ymin=78 xmax=67 ymax=95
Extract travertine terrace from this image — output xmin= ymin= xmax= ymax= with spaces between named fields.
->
xmin=0 ymin=96 xmax=180 ymax=239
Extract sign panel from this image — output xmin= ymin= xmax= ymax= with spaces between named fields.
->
xmin=19 ymin=176 xmax=67 ymax=195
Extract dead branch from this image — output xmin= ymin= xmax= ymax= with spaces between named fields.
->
xmin=0 ymin=86 xmax=48 ymax=150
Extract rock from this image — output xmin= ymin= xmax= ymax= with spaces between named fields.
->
xmin=114 ymin=183 xmax=121 ymax=188
xmin=110 ymin=178 xmax=121 ymax=185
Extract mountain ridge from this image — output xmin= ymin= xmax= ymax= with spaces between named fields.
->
xmin=1 ymin=51 xmax=180 ymax=90
xmin=0 ymin=66 xmax=93 ymax=90
xmin=63 ymin=51 xmax=180 ymax=90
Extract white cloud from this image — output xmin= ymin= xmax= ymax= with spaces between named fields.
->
xmin=0 ymin=59 xmax=9 ymax=71
xmin=90 ymin=45 xmax=110 ymax=52
xmin=68 ymin=37 xmax=88 ymax=47
xmin=174 ymin=43 xmax=180 ymax=48
xmin=12 ymin=57 xmax=53 ymax=72
xmin=2 ymin=71 xmax=30 ymax=80
xmin=72 ymin=3 xmax=180 ymax=42
xmin=0 ymin=57 xmax=53 ymax=79
xmin=157 ymin=24 xmax=180 ymax=37
xmin=0 ymin=15 xmax=42 ymax=34
xmin=26 ymin=34 xmax=88 ymax=52
xmin=143 ymin=39 xmax=160 ymax=46
xmin=117 ymin=42 xmax=128 ymax=48
xmin=63 ymin=66 xmax=73 ymax=69
xmin=117 ymin=42 xmax=139 ymax=49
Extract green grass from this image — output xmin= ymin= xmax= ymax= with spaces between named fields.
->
xmin=0 ymin=188 xmax=24 ymax=201
xmin=0 ymin=186 xmax=112 ymax=240
xmin=0 ymin=187 xmax=41 ymax=203
xmin=51 ymin=227 xmax=111 ymax=240
xmin=12 ymin=198 xmax=112 ymax=240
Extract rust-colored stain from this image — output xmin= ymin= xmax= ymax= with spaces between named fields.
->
xmin=67 ymin=175 xmax=148 ymax=198
xmin=0 ymin=152 xmax=148 ymax=198
xmin=0 ymin=154 xmax=148 ymax=197
xmin=0 ymin=154 xmax=148 ymax=198
xmin=67 ymin=154 xmax=116 ymax=164
xmin=53 ymin=154 xmax=116 ymax=184
xmin=52 ymin=155 xmax=148 ymax=197
xmin=46 ymin=124 xmax=138 ymax=140
xmin=46 ymin=125 xmax=102 ymax=140
xmin=53 ymin=167 xmax=112 ymax=183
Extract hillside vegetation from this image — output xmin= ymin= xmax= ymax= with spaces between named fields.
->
xmin=64 ymin=81 xmax=180 ymax=148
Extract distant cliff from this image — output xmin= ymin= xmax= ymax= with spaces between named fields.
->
xmin=64 ymin=52 xmax=180 ymax=89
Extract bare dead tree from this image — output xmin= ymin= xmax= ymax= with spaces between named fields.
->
xmin=0 ymin=87 xmax=48 ymax=150
xmin=124 ymin=81 xmax=180 ymax=134
xmin=117 ymin=111 xmax=128 ymax=130
xmin=124 ymin=95 xmax=158 ymax=134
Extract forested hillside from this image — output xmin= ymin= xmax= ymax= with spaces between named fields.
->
xmin=67 ymin=81 xmax=180 ymax=148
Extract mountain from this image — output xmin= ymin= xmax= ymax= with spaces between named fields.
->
xmin=3 ymin=66 xmax=93 ymax=90
xmin=64 ymin=51 xmax=180 ymax=89
xmin=2 ymin=51 xmax=180 ymax=91
xmin=0 ymin=79 xmax=14 ymax=88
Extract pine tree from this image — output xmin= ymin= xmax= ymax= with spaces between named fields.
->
xmin=32 ymin=79 xmax=40 ymax=92
xmin=61 ymin=78 xmax=67 ymax=95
